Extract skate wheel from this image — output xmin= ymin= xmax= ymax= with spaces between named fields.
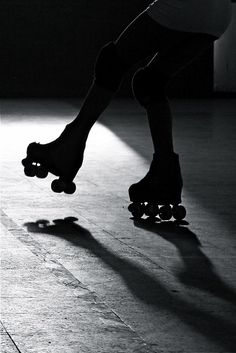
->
xmin=159 ymin=205 xmax=172 ymax=221
xmin=128 ymin=203 xmax=144 ymax=219
xmin=24 ymin=164 xmax=37 ymax=177
xmin=172 ymin=205 xmax=186 ymax=221
xmin=36 ymin=165 xmax=48 ymax=179
xmin=64 ymin=182 xmax=76 ymax=194
xmin=145 ymin=203 xmax=159 ymax=218
xmin=51 ymin=179 xmax=65 ymax=193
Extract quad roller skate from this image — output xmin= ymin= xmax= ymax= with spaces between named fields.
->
xmin=128 ymin=153 xmax=186 ymax=221
xmin=22 ymin=124 xmax=85 ymax=194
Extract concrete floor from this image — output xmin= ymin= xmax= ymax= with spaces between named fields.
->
xmin=1 ymin=98 xmax=236 ymax=353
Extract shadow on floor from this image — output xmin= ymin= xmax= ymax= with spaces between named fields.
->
xmin=133 ymin=218 xmax=236 ymax=304
xmin=24 ymin=216 xmax=236 ymax=352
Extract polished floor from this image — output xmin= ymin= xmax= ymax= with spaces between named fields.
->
xmin=1 ymin=98 xmax=236 ymax=353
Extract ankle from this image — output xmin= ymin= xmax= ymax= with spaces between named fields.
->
xmin=153 ymin=151 xmax=178 ymax=161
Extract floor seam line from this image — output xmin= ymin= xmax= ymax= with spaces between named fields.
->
xmin=1 ymin=321 xmax=22 ymax=353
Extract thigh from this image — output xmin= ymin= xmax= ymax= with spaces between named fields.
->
xmin=114 ymin=12 xmax=192 ymax=69
xmin=145 ymin=32 xmax=216 ymax=79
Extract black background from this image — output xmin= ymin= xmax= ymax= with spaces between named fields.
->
xmin=0 ymin=0 xmax=216 ymax=98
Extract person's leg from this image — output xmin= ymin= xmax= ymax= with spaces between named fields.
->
xmin=128 ymin=32 xmax=216 ymax=219
xmin=132 ymin=32 xmax=216 ymax=158
xmin=133 ymin=62 xmax=174 ymax=157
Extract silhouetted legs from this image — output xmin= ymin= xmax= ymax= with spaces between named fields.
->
xmin=23 ymin=12 xmax=216 ymax=193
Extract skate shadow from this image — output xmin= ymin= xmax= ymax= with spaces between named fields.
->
xmin=24 ymin=217 xmax=236 ymax=351
xmin=133 ymin=217 xmax=236 ymax=305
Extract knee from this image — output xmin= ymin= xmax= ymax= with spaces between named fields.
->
xmin=132 ymin=68 xmax=169 ymax=107
xmin=94 ymin=42 xmax=128 ymax=92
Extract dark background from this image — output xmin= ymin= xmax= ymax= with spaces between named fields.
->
xmin=0 ymin=0 xmax=216 ymax=98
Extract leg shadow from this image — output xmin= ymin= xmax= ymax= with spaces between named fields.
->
xmin=24 ymin=217 xmax=236 ymax=352
xmin=134 ymin=218 xmax=236 ymax=306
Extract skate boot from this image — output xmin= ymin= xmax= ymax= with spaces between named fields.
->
xmin=22 ymin=123 xmax=86 ymax=194
xmin=128 ymin=153 xmax=186 ymax=221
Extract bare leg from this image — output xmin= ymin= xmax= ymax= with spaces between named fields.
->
xmin=147 ymin=99 xmax=174 ymax=156
xmin=70 ymin=83 xmax=114 ymax=139
xmin=143 ymin=33 xmax=216 ymax=158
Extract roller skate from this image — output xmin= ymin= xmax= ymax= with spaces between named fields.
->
xmin=128 ymin=153 xmax=186 ymax=221
xmin=22 ymin=123 xmax=85 ymax=194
